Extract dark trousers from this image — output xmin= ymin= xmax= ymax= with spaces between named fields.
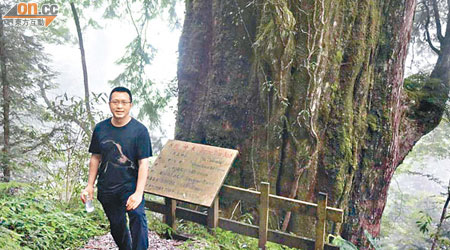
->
xmin=98 ymin=190 xmax=148 ymax=250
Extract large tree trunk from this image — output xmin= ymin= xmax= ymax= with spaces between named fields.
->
xmin=176 ymin=0 xmax=448 ymax=247
xmin=0 ymin=14 xmax=11 ymax=182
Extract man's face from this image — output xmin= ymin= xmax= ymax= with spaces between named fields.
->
xmin=109 ymin=91 xmax=132 ymax=120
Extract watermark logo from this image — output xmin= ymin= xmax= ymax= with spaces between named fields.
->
xmin=2 ymin=2 xmax=58 ymax=27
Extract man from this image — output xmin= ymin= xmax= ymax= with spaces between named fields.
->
xmin=81 ymin=86 xmax=152 ymax=250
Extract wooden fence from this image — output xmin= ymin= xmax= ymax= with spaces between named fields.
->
xmin=145 ymin=182 xmax=343 ymax=250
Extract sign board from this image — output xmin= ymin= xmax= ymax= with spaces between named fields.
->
xmin=145 ymin=140 xmax=238 ymax=207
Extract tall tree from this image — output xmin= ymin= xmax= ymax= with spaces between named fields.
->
xmin=0 ymin=12 xmax=10 ymax=182
xmin=175 ymin=0 xmax=449 ymax=246
xmin=0 ymin=2 xmax=60 ymax=182
xmin=70 ymin=2 xmax=95 ymax=129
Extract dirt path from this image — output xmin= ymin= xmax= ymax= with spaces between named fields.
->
xmin=79 ymin=231 xmax=183 ymax=250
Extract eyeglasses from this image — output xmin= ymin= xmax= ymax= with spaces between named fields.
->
xmin=110 ymin=100 xmax=131 ymax=105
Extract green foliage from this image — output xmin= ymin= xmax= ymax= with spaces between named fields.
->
xmin=415 ymin=209 xmax=450 ymax=249
xmin=404 ymin=72 xmax=429 ymax=91
xmin=105 ymin=0 xmax=180 ymax=129
xmin=38 ymin=0 xmax=105 ymax=44
xmin=380 ymin=171 xmax=450 ymax=248
xmin=36 ymin=91 xmax=108 ymax=203
xmin=0 ymin=226 xmax=26 ymax=250
xmin=416 ymin=211 xmax=433 ymax=234
xmin=146 ymin=215 xmax=298 ymax=249
xmin=330 ymin=235 xmax=358 ymax=250
xmin=330 ymin=231 xmax=381 ymax=250
xmin=0 ymin=1 xmax=60 ymax=181
xmin=146 ymin=212 xmax=174 ymax=236
xmin=404 ymin=72 xmax=448 ymax=119
xmin=364 ymin=230 xmax=381 ymax=249
xmin=0 ymin=182 xmax=109 ymax=249
xmin=177 ymin=221 xmax=262 ymax=250
xmin=102 ymin=0 xmax=180 ymax=28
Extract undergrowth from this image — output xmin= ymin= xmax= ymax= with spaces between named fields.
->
xmin=0 ymin=181 xmax=109 ymax=250
xmin=146 ymin=213 xmax=296 ymax=250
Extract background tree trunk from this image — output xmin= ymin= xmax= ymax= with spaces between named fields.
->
xmin=176 ymin=0 xmax=449 ymax=246
xmin=420 ymin=0 xmax=450 ymax=119
xmin=70 ymin=2 xmax=94 ymax=129
xmin=0 ymin=14 xmax=11 ymax=182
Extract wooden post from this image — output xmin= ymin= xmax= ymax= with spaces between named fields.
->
xmin=207 ymin=196 xmax=219 ymax=230
xmin=258 ymin=182 xmax=270 ymax=250
xmin=315 ymin=192 xmax=327 ymax=250
xmin=164 ymin=197 xmax=177 ymax=230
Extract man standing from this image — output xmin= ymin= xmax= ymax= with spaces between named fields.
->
xmin=81 ymin=87 xmax=152 ymax=250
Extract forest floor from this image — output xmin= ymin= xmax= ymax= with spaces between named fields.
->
xmin=79 ymin=231 xmax=183 ymax=250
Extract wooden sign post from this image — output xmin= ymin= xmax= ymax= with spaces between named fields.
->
xmin=145 ymin=140 xmax=238 ymax=229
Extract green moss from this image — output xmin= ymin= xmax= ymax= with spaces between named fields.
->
xmin=335 ymin=50 xmax=343 ymax=64
xmin=404 ymin=73 xmax=447 ymax=110
xmin=334 ymin=165 xmax=348 ymax=197
xmin=367 ymin=114 xmax=378 ymax=132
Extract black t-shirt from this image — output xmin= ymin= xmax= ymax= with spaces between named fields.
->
xmin=89 ymin=117 xmax=152 ymax=193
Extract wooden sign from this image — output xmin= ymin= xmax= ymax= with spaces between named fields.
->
xmin=145 ymin=140 xmax=238 ymax=207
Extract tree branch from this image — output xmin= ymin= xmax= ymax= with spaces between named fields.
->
xmin=445 ymin=0 xmax=450 ymax=39
xmin=38 ymin=82 xmax=90 ymax=136
xmin=431 ymin=0 xmax=444 ymax=42
xmin=70 ymin=2 xmax=94 ymax=129
xmin=431 ymin=179 xmax=450 ymax=250
xmin=406 ymin=170 xmax=444 ymax=186
xmin=20 ymin=127 xmax=63 ymax=154
xmin=126 ymin=0 xmax=141 ymax=37
xmin=423 ymin=2 xmax=441 ymax=54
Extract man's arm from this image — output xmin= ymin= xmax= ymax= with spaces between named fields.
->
xmin=81 ymin=154 xmax=101 ymax=203
xmin=126 ymin=157 xmax=149 ymax=211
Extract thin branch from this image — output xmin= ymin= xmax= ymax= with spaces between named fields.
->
xmin=126 ymin=0 xmax=141 ymax=37
xmin=445 ymin=0 xmax=450 ymax=39
xmin=431 ymin=179 xmax=450 ymax=250
xmin=407 ymin=170 xmax=444 ymax=187
xmin=38 ymin=82 xmax=90 ymax=136
xmin=70 ymin=2 xmax=94 ymax=129
xmin=423 ymin=2 xmax=441 ymax=54
xmin=21 ymin=127 xmax=62 ymax=154
xmin=431 ymin=0 xmax=444 ymax=42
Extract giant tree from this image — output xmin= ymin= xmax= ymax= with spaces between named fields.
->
xmin=175 ymin=0 xmax=449 ymax=246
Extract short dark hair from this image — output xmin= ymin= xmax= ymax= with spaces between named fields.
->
xmin=109 ymin=87 xmax=132 ymax=102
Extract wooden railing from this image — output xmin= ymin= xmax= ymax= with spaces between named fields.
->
xmin=145 ymin=182 xmax=343 ymax=250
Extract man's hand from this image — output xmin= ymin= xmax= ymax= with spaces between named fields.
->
xmin=81 ymin=154 xmax=100 ymax=204
xmin=81 ymin=185 xmax=94 ymax=204
xmin=126 ymin=157 xmax=148 ymax=211
xmin=126 ymin=192 xmax=143 ymax=211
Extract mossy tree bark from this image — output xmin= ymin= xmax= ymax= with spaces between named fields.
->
xmin=176 ymin=0 xmax=449 ymax=247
